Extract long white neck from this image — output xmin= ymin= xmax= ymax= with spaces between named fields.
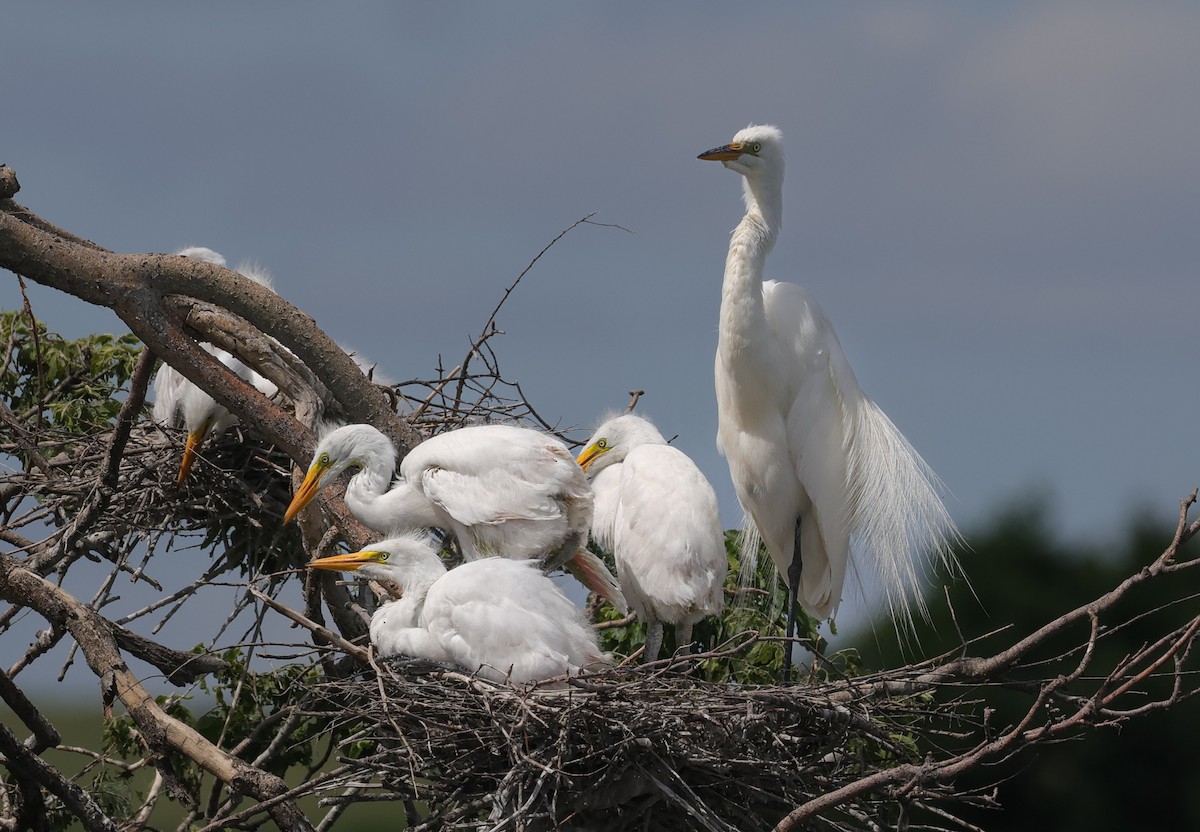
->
xmin=345 ymin=475 xmax=442 ymax=535
xmin=399 ymin=548 xmax=448 ymax=619
xmin=741 ymin=174 xmax=782 ymax=249
xmin=719 ymin=174 xmax=782 ymax=364
xmin=367 ymin=551 xmax=445 ymax=628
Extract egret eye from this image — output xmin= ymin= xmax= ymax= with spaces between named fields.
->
xmin=597 ymin=439 xmax=607 ymax=450
xmin=379 ymin=552 xmax=389 ymax=561
xmin=319 ymin=453 xmax=330 ymax=466
xmin=751 ymin=142 xmax=762 ymax=153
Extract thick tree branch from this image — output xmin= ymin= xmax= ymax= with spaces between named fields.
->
xmin=0 ymin=183 xmax=420 ymax=466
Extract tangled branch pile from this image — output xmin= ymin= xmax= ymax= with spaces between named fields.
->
xmin=301 ymin=653 xmax=966 ymax=832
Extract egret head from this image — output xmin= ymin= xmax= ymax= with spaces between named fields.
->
xmin=307 ymin=532 xmax=443 ymax=584
xmin=283 ymin=423 xmax=396 ymax=524
xmin=576 ymin=413 xmax=667 ymax=475
xmin=698 ymin=123 xmax=784 ymax=183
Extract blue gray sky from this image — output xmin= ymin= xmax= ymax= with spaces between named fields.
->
xmin=5 ymin=4 xmax=1199 ymax=653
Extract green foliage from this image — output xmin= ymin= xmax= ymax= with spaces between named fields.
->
xmin=102 ymin=692 xmax=204 ymax=806
xmin=195 ymin=647 xmax=332 ymax=777
xmin=97 ymin=647 xmax=366 ymax=815
xmin=41 ymin=772 xmax=137 ymax=832
xmin=595 ymin=530 xmax=860 ymax=684
xmin=0 ymin=310 xmax=142 ymax=444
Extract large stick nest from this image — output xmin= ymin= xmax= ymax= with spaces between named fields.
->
xmin=301 ymin=651 xmax=984 ymax=832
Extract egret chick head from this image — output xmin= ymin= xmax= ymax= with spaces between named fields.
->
xmin=576 ymin=412 xmax=667 ymax=475
xmin=283 ymin=423 xmax=396 ymax=524
xmin=307 ymin=532 xmax=443 ymax=585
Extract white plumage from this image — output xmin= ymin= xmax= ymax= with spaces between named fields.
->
xmin=577 ymin=413 xmax=726 ymax=660
xmin=284 ymin=423 xmax=626 ymax=610
xmin=151 ymin=247 xmax=278 ymax=482
xmin=699 ymin=125 xmax=959 ymax=647
xmin=308 ymin=533 xmax=609 ymax=684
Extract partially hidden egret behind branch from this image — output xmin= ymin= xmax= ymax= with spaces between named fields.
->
xmin=151 ymin=247 xmax=278 ymax=483
xmin=698 ymin=125 xmax=960 ymax=671
xmin=577 ymin=413 xmax=726 ymax=661
xmin=308 ymin=532 xmax=610 ymax=685
xmin=284 ymin=423 xmax=627 ymax=611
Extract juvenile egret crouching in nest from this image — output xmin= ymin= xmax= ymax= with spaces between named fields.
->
xmin=285 ymin=423 xmax=626 ymax=610
xmin=699 ymin=125 xmax=960 ymax=677
xmin=577 ymin=413 xmax=726 ymax=661
xmin=308 ymin=533 xmax=610 ymax=684
xmin=151 ymin=247 xmax=278 ymax=483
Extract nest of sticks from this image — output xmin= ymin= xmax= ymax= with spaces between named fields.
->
xmin=297 ymin=645 xmax=987 ymax=832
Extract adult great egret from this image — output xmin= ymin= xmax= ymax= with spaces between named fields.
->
xmin=308 ymin=533 xmax=610 ymax=684
xmin=698 ymin=125 xmax=959 ymax=665
xmin=151 ymin=247 xmax=278 ymax=483
xmin=577 ymin=413 xmax=726 ymax=661
xmin=284 ymin=423 xmax=626 ymax=610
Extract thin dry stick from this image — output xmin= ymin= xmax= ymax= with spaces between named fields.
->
xmin=250 ymin=587 xmax=370 ymax=663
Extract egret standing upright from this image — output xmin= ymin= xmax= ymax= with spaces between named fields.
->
xmin=699 ymin=124 xmax=959 ymax=677
xmin=577 ymin=413 xmax=726 ymax=661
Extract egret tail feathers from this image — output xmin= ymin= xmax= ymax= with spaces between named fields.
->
xmin=845 ymin=400 xmax=962 ymax=635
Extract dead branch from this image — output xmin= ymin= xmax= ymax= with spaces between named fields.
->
xmin=0 ymin=173 xmax=419 ymax=465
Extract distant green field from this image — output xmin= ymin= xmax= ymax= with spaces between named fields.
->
xmin=3 ymin=698 xmax=400 ymax=831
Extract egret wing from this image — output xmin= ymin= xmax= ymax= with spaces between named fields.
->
xmin=419 ymin=466 xmax=564 ymax=526
xmin=407 ymin=426 xmax=586 ymax=526
xmin=613 ymin=445 xmax=726 ymax=621
xmin=151 ymin=363 xmax=187 ymax=425
xmin=421 ymin=559 xmax=602 ymax=682
xmin=763 ymin=280 xmax=855 ymax=618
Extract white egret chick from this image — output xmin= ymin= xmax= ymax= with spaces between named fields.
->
xmin=698 ymin=125 xmax=959 ymax=671
xmin=284 ymin=423 xmax=626 ymax=610
xmin=577 ymin=413 xmax=726 ymax=661
xmin=308 ymin=533 xmax=610 ymax=684
xmin=151 ymin=247 xmax=278 ymax=483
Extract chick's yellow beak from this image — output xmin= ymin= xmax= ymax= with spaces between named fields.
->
xmin=307 ymin=549 xmax=381 ymax=572
xmin=576 ymin=443 xmax=606 ymax=473
xmin=697 ymin=142 xmax=745 ymax=162
xmin=177 ymin=427 xmax=208 ymax=484
xmin=284 ymin=462 xmax=326 ymax=524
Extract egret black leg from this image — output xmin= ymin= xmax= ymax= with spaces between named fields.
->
xmin=643 ymin=621 xmax=664 ymax=663
xmin=782 ymin=520 xmax=803 ymax=684
xmin=676 ymin=622 xmax=694 ymax=655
